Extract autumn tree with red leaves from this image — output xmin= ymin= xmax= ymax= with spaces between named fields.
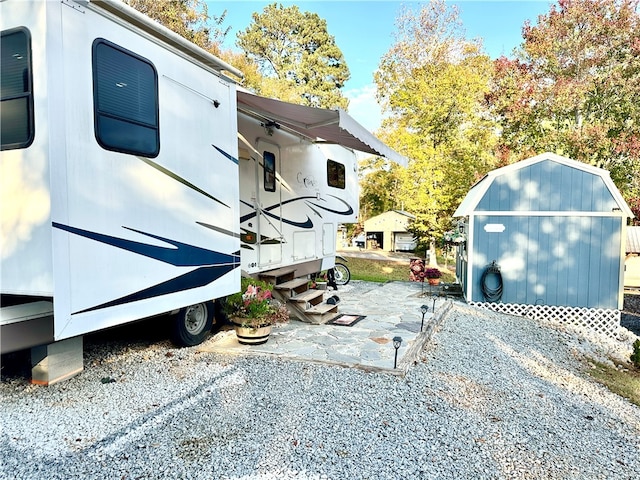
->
xmin=488 ymin=0 xmax=640 ymax=201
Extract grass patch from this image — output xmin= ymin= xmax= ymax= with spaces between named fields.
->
xmin=342 ymin=255 xmax=456 ymax=284
xmin=586 ymin=360 xmax=640 ymax=407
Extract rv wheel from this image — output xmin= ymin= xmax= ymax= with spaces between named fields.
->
xmin=172 ymin=301 xmax=214 ymax=347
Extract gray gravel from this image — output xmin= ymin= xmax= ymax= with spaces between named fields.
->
xmin=1 ymin=300 xmax=639 ymax=479
xmin=622 ymin=294 xmax=640 ymax=337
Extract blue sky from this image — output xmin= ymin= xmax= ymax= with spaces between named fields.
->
xmin=207 ymin=1 xmax=553 ymax=130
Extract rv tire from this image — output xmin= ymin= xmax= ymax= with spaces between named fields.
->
xmin=172 ymin=301 xmax=214 ymax=347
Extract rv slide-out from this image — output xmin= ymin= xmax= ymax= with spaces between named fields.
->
xmin=1 ymin=0 xmax=241 ymax=357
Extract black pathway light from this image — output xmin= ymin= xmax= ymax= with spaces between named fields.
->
xmin=392 ymin=336 xmax=402 ymax=369
xmin=420 ymin=305 xmax=429 ymax=331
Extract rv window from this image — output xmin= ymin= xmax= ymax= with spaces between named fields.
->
xmin=263 ymin=151 xmax=276 ymax=192
xmin=327 ymin=159 xmax=345 ymax=189
xmin=1 ymin=28 xmax=34 ymax=150
xmin=93 ymin=39 xmax=159 ymax=157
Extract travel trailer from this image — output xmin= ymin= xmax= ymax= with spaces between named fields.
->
xmin=1 ymin=0 xmax=245 ymax=371
xmin=0 ymin=0 xmax=405 ymax=383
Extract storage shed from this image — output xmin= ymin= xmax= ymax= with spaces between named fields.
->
xmin=363 ymin=210 xmax=416 ymax=252
xmin=453 ymin=153 xmax=633 ymax=337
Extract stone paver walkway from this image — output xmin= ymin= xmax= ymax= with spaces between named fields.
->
xmin=199 ymin=281 xmax=454 ymax=374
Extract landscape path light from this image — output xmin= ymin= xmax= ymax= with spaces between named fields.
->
xmin=420 ymin=305 xmax=428 ymax=331
xmin=392 ymin=336 xmax=402 ymax=369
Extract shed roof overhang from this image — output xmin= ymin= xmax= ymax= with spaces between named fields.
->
xmin=236 ymin=90 xmax=408 ymax=166
xmin=453 ymin=152 xmax=634 ymax=218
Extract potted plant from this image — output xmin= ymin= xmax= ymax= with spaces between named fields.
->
xmin=425 ymin=268 xmax=442 ymax=285
xmin=223 ymin=277 xmax=289 ymax=345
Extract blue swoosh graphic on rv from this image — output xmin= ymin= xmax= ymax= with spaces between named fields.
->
xmin=212 ymin=144 xmax=239 ymax=165
xmin=52 ymin=223 xmax=241 ymax=314
xmin=239 ymin=195 xmax=353 ymax=227
xmin=239 ymin=199 xmax=314 ymax=228
xmin=73 ymin=264 xmax=237 ymax=314
xmin=306 ymin=195 xmax=354 ymax=216
xmin=53 ymin=223 xmax=240 ymax=266
xmin=138 ymin=156 xmax=230 ymax=208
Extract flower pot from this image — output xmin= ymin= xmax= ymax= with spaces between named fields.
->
xmin=427 ymin=278 xmax=440 ymax=286
xmin=232 ymin=321 xmax=272 ymax=345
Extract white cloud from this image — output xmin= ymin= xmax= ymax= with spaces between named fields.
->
xmin=344 ymin=84 xmax=383 ymax=133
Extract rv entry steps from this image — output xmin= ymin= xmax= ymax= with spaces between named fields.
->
xmin=274 ymin=278 xmax=309 ymax=296
xmin=259 ymin=267 xmax=296 ymax=285
xmin=260 ymin=269 xmax=340 ymax=325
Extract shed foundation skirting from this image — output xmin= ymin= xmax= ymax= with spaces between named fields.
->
xmin=469 ymin=302 xmax=622 ymax=340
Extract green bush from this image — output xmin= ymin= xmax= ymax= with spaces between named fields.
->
xmin=631 ymin=339 xmax=640 ymax=368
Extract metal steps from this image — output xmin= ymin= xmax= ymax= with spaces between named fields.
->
xmin=259 ymin=267 xmax=340 ymax=325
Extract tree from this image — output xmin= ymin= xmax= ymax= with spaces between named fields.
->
xmin=486 ymin=56 xmax=541 ymax=165
xmin=489 ymin=0 xmax=640 ymax=200
xmin=375 ymin=1 xmax=498 ymax=251
xmin=629 ymin=196 xmax=640 ymax=225
xmin=236 ymin=3 xmax=350 ymax=109
xmin=358 ymin=156 xmax=403 ymax=220
xmin=217 ymin=49 xmax=263 ymax=89
xmin=124 ymin=0 xmax=230 ymax=53
xmin=126 ymin=0 xmax=261 ymax=87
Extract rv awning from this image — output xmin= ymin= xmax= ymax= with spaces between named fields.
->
xmin=236 ymin=90 xmax=408 ymax=166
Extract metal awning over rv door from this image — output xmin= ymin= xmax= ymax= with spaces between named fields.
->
xmin=236 ymin=91 xmax=408 ymax=166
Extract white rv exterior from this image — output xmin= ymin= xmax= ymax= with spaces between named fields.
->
xmin=1 ymin=0 xmax=242 ymax=353
xmin=236 ymin=110 xmax=359 ymax=277
xmin=1 ymin=0 xmax=407 ymax=371
xmin=234 ymin=90 xmax=407 ymax=279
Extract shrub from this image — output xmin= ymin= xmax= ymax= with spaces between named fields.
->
xmin=631 ymin=339 xmax=640 ymax=368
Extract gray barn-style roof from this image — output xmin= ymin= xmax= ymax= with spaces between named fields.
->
xmin=454 ymin=152 xmax=633 ymax=218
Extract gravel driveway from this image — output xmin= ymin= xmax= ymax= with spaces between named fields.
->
xmin=1 ymin=295 xmax=639 ymax=479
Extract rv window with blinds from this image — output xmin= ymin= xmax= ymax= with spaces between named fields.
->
xmin=1 ymin=28 xmax=34 ymax=150
xmin=327 ymin=159 xmax=345 ymax=189
xmin=264 ymin=151 xmax=276 ymax=192
xmin=92 ymin=39 xmax=159 ymax=157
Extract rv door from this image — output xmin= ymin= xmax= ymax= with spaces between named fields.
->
xmin=256 ymin=140 xmax=283 ymax=267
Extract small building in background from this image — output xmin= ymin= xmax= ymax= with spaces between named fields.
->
xmin=453 ymin=152 xmax=633 ymax=338
xmin=363 ymin=210 xmax=416 ymax=252
xmin=626 ymin=226 xmax=640 ymax=289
